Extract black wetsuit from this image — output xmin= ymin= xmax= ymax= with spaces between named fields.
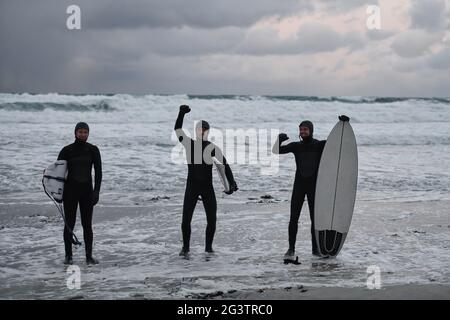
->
xmin=58 ymin=140 xmax=102 ymax=257
xmin=275 ymin=136 xmax=326 ymax=253
xmin=174 ymin=111 xmax=236 ymax=251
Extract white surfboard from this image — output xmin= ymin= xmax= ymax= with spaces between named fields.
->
xmin=43 ymin=160 xmax=68 ymax=203
xmin=213 ymin=158 xmax=230 ymax=193
xmin=42 ymin=159 xmax=82 ymax=246
xmin=314 ymin=120 xmax=358 ymax=257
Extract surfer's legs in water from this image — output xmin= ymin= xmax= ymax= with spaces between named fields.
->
xmin=288 ymin=182 xmax=307 ymax=253
xmin=181 ymin=182 xmax=199 ymax=254
xmin=200 ymin=185 xmax=217 ymax=253
xmin=306 ymin=186 xmax=319 ymax=255
xmin=180 ymin=181 xmax=217 ymax=254
xmin=63 ymin=182 xmax=98 ymax=264
xmin=288 ymin=177 xmax=318 ymax=255
xmin=63 ymin=184 xmax=79 ymax=259
xmin=79 ymin=189 xmax=95 ymax=261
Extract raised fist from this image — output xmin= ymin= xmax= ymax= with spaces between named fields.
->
xmin=179 ymin=105 xmax=191 ymax=114
xmin=278 ymin=133 xmax=289 ymax=142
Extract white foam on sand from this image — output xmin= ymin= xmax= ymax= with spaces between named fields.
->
xmin=0 ymin=199 xmax=448 ymax=299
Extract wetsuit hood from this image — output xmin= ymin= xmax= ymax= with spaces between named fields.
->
xmin=196 ymin=120 xmax=210 ymax=131
xmin=75 ymin=122 xmax=89 ymax=133
xmin=299 ymin=120 xmax=314 ymax=143
xmin=74 ymin=122 xmax=89 ymax=144
xmin=195 ymin=120 xmax=210 ymax=140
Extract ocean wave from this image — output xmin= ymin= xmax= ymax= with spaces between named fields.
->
xmin=187 ymin=95 xmax=450 ymax=104
xmin=188 ymin=95 xmax=255 ymax=101
xmin=1 ymin=93 xmax=449 ymax=111
xmin=357 ymin=141 xmax=450 ymax=146
xmin=0 ymin=100 xmax=115 ymax=112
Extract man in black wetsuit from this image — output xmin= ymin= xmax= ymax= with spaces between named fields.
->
xmin=58 ymin=122 xmax=102 ymax=265
xmin=174 ymin=105 xmax=238 ymax=257
xmin=273 ymin=115 xmax=349 ymax=260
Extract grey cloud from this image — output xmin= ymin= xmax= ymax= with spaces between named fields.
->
xmin=73 ymin=0 xmax=373 ymax=30
xmin=0 ymin=0 xmax=449 ymax=96
xmin=410 ymin=0 xmax=447 ymax=31
xmin=316 ymin=0 xmax=372 ymax=12
xmin=428 ymin=45 xmax=450 ymax=69
xmin=351 ymin=67 xmax=449 ymax=97
xmin=366 ymin=29 xmax=395 ymax=41
xmin=81 ymin=0 xmax=314 ymax=29
xmin=393 ymin=56 xmax=428 ymax=73
xmin=295 ymin=23 xmax=364 ymax=53
xmin=0 ymin=0 xmax=313 ymax=31
xmin=0 ymin=1 xmax=84 ymax=93
xmin=237 ymin=22 xmax=364 ymax=55
xmin=391 ymin=30 xmax=441 ymax=58
xmin=86 ymin=26 xmax=245 ymax=57
xmin=394 ymin=45 xmax=450 ymax=73
xmin=91 ymin=21 xmax=365 ymax=58
xmin=145 ymin=27 xmax=245 ymax=56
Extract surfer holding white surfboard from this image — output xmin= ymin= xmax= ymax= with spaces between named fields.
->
xmin=57 ymin=122 xmax=102 ymax=265
xmin=314 ymin=115 xmax=357 ymax=257
xmin=174 ymin=105 xmax=238 ymax=257
xmin=273 ymin=115 xmax=350 ymax=262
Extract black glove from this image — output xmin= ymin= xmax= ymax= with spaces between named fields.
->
xmin=278 ymin=133 xmax=289 ymax=142
xmin=225 ymin=181 xmax=238 ymax=195
xmin=179 ymin=105 xmax=191 ymax=114
xmin=339 ymin=115 xmax=350 ymax=122
xmin=92 ymin=190 xmax=99 ymax=206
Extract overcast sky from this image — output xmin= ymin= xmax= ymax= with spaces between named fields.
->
xmin=0 ymin=0 xmax=449 ymax=96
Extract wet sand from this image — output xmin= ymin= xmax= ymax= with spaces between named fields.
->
xmin=0 ymin=200 xmax=449 ymax=299
xmin=212 ymin=284 xmax=450 ymax=300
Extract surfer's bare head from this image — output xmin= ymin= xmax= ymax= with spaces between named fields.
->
xmin=196 ymin=120 xmax=210 ymax=140
xmin=74 ymin=122 xmax=89 ymax=142
xmin=299 ymin=120 xmax=313 ymax=140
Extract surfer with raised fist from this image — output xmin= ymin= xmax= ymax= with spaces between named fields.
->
xmin=174 ymin=105 xmax=238 ymax=257
xmin=273 ymin=120 xmax=328 ymax=261
xmin=57 ymin=122 xmax=102 ymax=265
